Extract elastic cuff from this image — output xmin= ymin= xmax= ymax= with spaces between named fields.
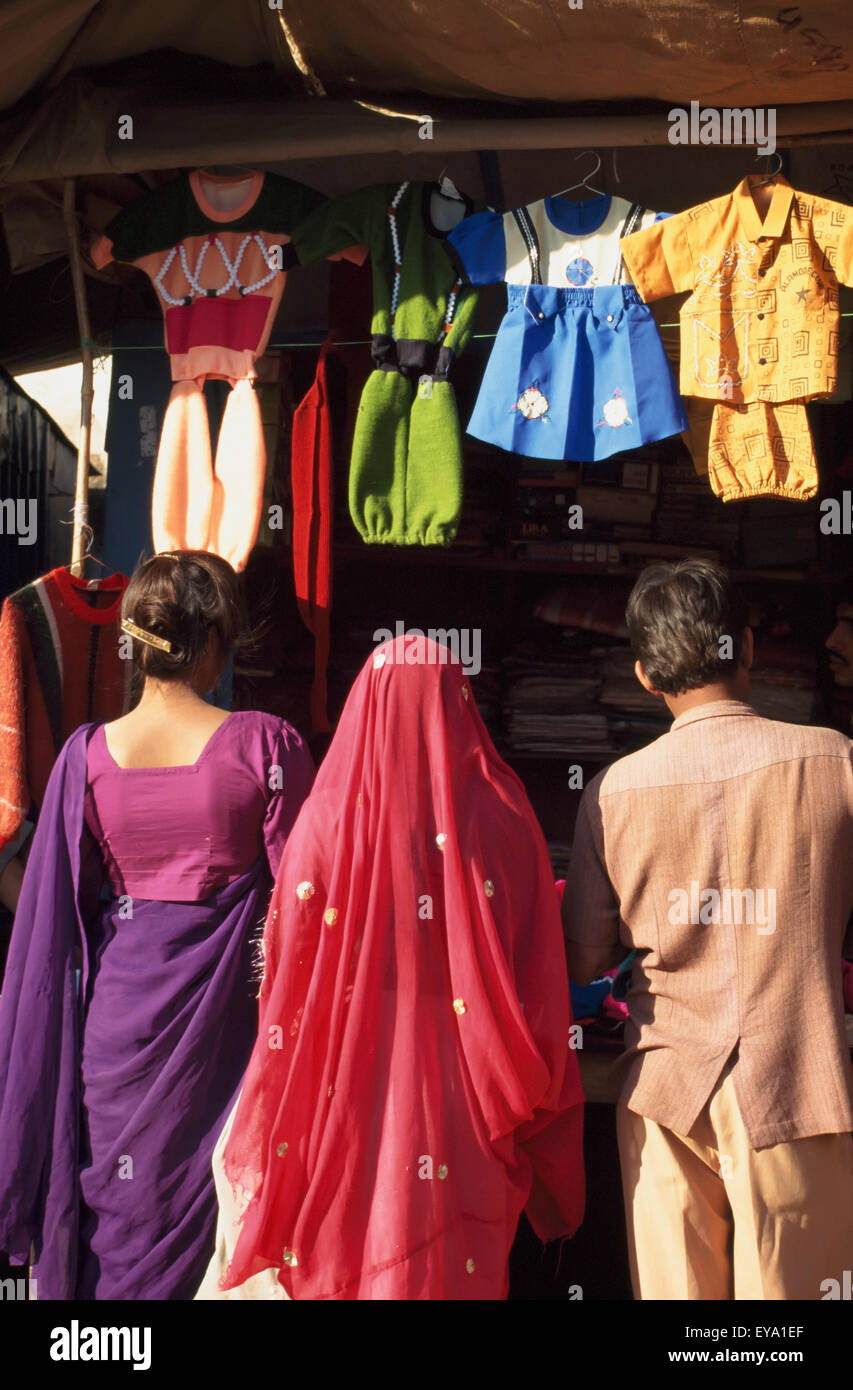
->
xmin=360 ymin=532 xmax=456 ymax=547
xmin=712 ymin=482 xmax=818 ymax=503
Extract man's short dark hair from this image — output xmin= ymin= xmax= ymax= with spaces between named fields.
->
xmin=625 ymin=559 xmax=749 ymax=695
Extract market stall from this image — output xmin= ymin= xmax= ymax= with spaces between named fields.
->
xmin=1 ymin=1 xmax=853 ymax=1308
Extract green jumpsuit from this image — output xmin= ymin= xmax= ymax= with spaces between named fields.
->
xmin=287 ymin=180 xmax=481 ymax=546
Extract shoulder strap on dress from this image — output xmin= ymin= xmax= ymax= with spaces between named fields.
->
xmin=613 ymin=203 xmax=646 ymax=284
xmin=511 ymin=206 xmax=542 ymax=284
xmin=619 ymin=203 xmax=646 ymax=239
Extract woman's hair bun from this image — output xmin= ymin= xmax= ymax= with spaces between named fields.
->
xmin=122 ymin=551 xmax=246 ymax=681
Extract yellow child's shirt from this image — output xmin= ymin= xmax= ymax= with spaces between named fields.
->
xmin=621 ymin=175 xmax=853 ymax=406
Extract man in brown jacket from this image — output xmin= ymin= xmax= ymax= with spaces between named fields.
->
xmin=563 ymin=558 xmax=853 ymax=1300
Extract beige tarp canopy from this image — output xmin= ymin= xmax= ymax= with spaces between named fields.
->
xmin=3 ymin=1 xmax=853 ymax=120
xmin=1 ymin=0 xmax=853 ymax=186
xmin=2 ymin=0 xmax=853 ymax=370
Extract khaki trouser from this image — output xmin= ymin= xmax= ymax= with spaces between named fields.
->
xmin=616 ymin=1059 xmax=853 ymax=1299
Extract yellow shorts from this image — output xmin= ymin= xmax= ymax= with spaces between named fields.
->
xmin=686 ymin=398 xmax=818 ymax=503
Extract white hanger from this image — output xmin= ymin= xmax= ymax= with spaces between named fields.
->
xmin=552 ymin=151 xmax=605 ymax=199
xmin=434 ymin=167 xmax=464 ymax=201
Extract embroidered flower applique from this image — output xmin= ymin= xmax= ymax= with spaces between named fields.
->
xmin=565 ymin=256 xmax=596 ymax=287
xmin=597 ymin=388 xmax=633 ymax=428
xmin=511 ymin=382 xmax=550 ymax=422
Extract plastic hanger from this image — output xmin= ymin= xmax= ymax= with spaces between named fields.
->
xmin=552 ymin=151 xmax=605 ymax=199
xmin=434 ymin=168 xmax=465 ymax=201
xmin=752 ymin=151 xmax=783 ymax=186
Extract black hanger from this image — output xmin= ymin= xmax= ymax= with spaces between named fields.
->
xmin=752 ymin=151 xmax=784 ymax=186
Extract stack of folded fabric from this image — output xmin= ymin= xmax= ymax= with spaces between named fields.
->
xmin=598 ymin=646 xmax=671 ymax=750
xmin=508 ymin=595 xmax=673 ymax=758
xmin=599 ymin=646 xmax=661 ymax=711
xmin=503 ymin=655 xmax=614 ymax=758
xmin=533 ymin=585 xmax=630 ymax=639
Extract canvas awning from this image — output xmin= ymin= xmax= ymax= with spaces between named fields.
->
xmin=3 ymin=1 xmax=853 ymax=114
xmin=0 ymin=1 xmax=852 ymax=188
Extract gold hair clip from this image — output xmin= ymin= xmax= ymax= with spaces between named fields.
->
xmin=120 ymin=617 xmax=172 ymax=653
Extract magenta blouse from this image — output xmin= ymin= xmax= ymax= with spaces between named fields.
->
xmin=83 ymin=711 xmax=314 ymax=902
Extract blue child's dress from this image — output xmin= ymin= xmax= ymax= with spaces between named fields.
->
xmin=445 ymin=193 xmax=688 ymax=463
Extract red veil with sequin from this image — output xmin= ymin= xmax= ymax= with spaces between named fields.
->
xmin=221 ymin=635 xmax=585 ymax=1299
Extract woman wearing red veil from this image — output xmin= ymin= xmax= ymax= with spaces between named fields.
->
xmin=205 ymin=633 xmax=585 ymax=1300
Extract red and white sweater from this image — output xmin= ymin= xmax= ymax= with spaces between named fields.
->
xmin=0 ymin=567 xmax=131 ymax=851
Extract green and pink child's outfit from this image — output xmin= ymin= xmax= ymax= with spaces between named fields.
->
xmin=92 ymin=170 xmax=329 ymax=571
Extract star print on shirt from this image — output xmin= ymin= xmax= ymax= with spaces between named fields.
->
xmin=795 ymin=288 xmax=809 ymax=302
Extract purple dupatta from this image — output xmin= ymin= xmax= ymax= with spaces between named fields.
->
xmin=0 ymin=722 xmax=295 ymax=1299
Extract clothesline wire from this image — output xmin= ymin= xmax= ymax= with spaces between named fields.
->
xmin=78 ymin=315 xmax=853 ymax=353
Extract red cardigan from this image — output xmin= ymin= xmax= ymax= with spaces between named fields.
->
xmin=0 ymin=567 xmax=130 ymax=850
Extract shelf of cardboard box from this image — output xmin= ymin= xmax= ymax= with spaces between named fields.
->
xmin=333 ymin=541 xmax=827 ymax=585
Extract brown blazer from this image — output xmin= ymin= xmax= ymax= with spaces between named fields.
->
xmin=564 ymin=699 xmax=853 ymax=1147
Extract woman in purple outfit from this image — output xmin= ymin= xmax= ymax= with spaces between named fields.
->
xmin=0 ymin=551 xmax=314 ymax=1300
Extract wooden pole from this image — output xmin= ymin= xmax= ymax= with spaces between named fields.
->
xmin=62 ymin=177 xmax=94 ymax=576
